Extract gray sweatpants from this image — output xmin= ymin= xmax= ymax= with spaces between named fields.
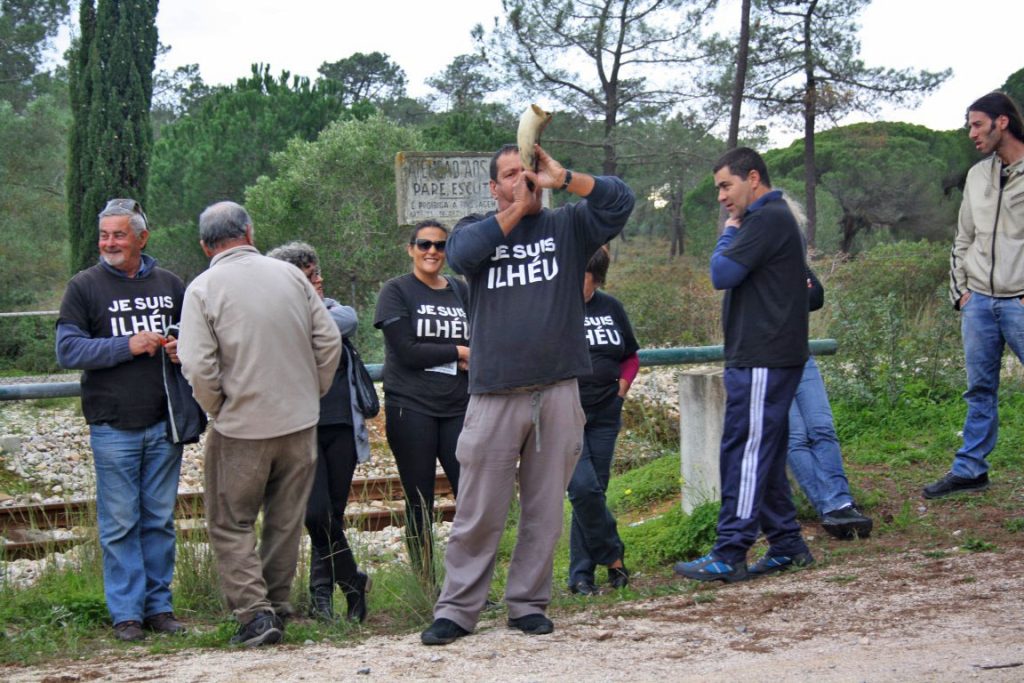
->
xmin=434 ymin=379 xmax=586 ymax=631
xmin=204 ymin=426 xmax=317 ymax=624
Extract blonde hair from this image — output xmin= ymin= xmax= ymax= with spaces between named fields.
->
xmin=781 ymin=191 xmax=807 ymax=230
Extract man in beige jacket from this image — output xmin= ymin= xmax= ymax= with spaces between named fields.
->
xmin=179 ymin=201 xmax=341 ymax=646
xmin=926 ymin=92 xmax=1024 ymax=499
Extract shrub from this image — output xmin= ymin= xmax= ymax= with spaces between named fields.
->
xmin=821 ymin=241 xmax=961 ymax=404
xmin=619 ymin=500 xmax=719 ymax=566
xmin=0 ymin=316 xmax=61 ymax=374
xmin=606 ymin=241 xmax=721 ymax=348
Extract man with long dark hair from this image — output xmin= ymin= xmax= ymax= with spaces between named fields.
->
xmin=926 ymin=92 xmax=1024 ymax=498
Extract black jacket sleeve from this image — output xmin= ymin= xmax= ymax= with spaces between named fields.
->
xmin=807 ymin=267 xmax=825 ymax=312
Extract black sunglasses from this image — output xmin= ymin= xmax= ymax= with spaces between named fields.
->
xmin=411 ymin=239 xmax=446 ymax=252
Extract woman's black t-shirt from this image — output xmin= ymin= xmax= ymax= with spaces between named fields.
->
xmin=374 ymin=273 xmax=470 ymax=417
xmin=578 ymin=290 xmax=639 ymax=411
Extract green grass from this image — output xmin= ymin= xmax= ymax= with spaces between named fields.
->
xmin=618 ymin=501 xmax=719 ymax=567
xmin=607 ymin=453 xmax=680 ymax=513
xmin=959 ymin=537 xmax=997 ymax=553
xmin=5 ymin=316 xmax=1024 ymax=665
xmin=1003 ymin=518 xmax=1024 ymax=533
xmin=0 ymin=463 xmax=34 ymax=496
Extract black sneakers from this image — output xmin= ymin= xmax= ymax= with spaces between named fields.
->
xmin=922 ymin=471 xmax=990 ymax=499
xmin=821 ymin=505 xmax=874 ymax=540
xmin=508 ymin=613 xmax=554 ymax=635
xmin=230 ymin=611 xmax=282 ymax=647
xmin=570 ymin=579 xmax=600 ymax=596
xmin=420 ymin=617 xmax=470 ymax=645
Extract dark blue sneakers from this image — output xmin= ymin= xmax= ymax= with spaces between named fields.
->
xmin=748 ymin=551 xmax=815 ymax=577
xmin=673 ymin=553 xmax=749 ymax=583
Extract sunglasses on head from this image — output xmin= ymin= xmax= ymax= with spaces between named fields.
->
xmin=103 ymin=198 xmax=150 ymax=229
xmin=411 ymin=239 xmax=446 ymax=252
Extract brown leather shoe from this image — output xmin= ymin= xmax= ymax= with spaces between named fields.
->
xmin=113 ymin=620 xmax=145 ymax=642
xmin=143 ymin=612 xmax=185 ymax=634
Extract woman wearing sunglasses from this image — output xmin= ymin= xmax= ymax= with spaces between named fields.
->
xmin=375 ymin=219 xmax=469 ymax=587
xmin=267 ymin=241 xmax=371 ymax=623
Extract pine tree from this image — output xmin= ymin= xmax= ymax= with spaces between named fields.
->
xmin=66 ymin=0 xmax=159 ymax=273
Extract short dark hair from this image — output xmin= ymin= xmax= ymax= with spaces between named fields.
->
xmin=967 ymin=91 xmax=1024 ymax=143
xmin=713 ymin=147 xmax=772 ymax=188
xmin=408 ymin=219 xmax=448 ymax=243
xmin=490 ymin=144 xmax=519 ymax=181
xmin=585 ymin=246 xmax=610 ymax=286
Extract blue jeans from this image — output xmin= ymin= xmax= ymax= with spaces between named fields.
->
xmin=955 ymin=292 xmax=1024 ymax=478
xmin=90 ymin=420 xmax=183 ymax=624
xmin=787 ymin=357 xmax=854 ymax=516
xmin=567 ymin=396 xmax=625 ymax=585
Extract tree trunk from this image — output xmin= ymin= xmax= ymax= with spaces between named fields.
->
xmin=801 ymin=1 xmax=819 ymax=247
xmin=670 ymin=187 xmax=685 ymax=258
xmin=727 ymin=0 xmax=751 ymax=150
xmin=840 ymin=213 xmax=855 ymax=253
xmin=719 ymin=0 xmax=752 ymax=234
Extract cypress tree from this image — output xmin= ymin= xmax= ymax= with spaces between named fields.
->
xmin=67 ymin=0 xmax=159 ymax=273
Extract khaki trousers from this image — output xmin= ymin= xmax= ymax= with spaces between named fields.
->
xmin=204 ymin=426 xmax=317 ymax=623
xmin=434 ymin=379 xmax=585 ymax=631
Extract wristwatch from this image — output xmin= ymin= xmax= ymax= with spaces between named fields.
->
xmin=560 ymin=169 xmax=573 ymax=191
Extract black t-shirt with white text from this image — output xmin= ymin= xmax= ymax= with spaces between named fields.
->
xmin=58 ymin=263 xmax=185 ymax=428
xmin=579 ymin=290 xmax=639 ymax=410
xmin=374 ymin=273 xmax=469 ymax=417
xmin=446 ymin=176 xmax=636 ymax=393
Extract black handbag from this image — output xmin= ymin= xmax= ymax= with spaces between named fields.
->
xmin=161 ymin=325 xmax=208 ymax=444
xmin=344 ymin=338 xmax=379 ymax=418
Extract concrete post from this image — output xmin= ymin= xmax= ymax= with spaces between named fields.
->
xmin=679 ymin=368 xmax=726 ymax=514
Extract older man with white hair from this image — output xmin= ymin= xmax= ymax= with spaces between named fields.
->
xmin=178 ymin=201 xmax=341 ymax=646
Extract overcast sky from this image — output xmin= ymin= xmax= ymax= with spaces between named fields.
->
xmin=149 ymin=0 xmax=1021 ymax=146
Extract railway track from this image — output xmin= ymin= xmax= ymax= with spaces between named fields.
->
xmin=1 ymin=473 xmax=454 ymax=560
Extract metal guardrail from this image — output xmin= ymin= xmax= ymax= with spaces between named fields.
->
xmin=0 ymin=310 xmax=59 ymax=318
xmin=0 ymin=340 xmax=837 ymax=401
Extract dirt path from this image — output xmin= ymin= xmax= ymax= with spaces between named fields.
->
xmin=6 ymin=545 xmax=1023 ymax=682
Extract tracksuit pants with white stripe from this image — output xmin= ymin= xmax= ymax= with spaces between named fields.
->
xmin=712 ymin=365 xmax=809 ymax=566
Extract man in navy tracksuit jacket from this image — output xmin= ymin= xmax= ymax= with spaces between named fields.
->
xmin=675 ymin=147 xmax=813 ymax=582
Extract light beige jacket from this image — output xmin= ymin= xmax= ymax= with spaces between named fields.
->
xmin=950 ymin=154 xmax=1024 ymax=308
xmin=178 ymin=245 xmax=341 ymax=439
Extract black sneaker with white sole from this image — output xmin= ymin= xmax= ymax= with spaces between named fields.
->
xmin=229 ymin=611 xmax=282 ymax=647
xmin=922 ymin=471 xmax=989 ymax=499
xmin=821 ymin=505 xmax=873 ymax=539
